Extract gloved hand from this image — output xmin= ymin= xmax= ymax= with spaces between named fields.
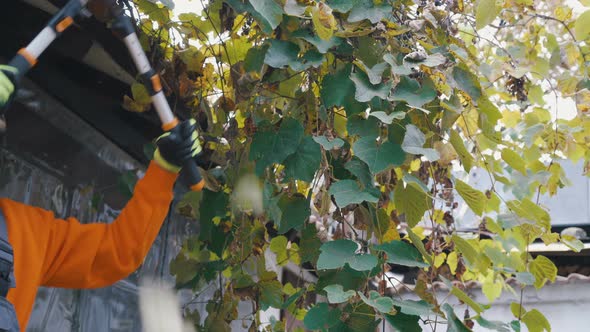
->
xmin=153 ymin=119 xmax=202 ymax=173
xmin=0 ymin=65 xmax=18 ymax=110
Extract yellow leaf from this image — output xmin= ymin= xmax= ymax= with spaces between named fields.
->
xmin=455 ymin=179 xmax=486 ymax=216
xmin=482 ymin=273 xmax=503 ymax=302
xmin=558 ymin=74 xmax=579 ymax=95
xmin=575 ymin=10 xmax=590 ymax=40
xmin=501 ymin=109 xmax=521 ymax=128
xmin=382 ymin=223 xmax=401 ymax=242
xmin=447 ymin=251 xmax=458 ymax=275
xmin=501 ymin=148 xmax=527 ymax=174
xmin=510 ymin=302 xmax=526 ymax=318
xmin=334 ymin=108 xmax=348 ymax=137
xmin=449 ymin=129 xmax=474 ymax=172
xmin=433 ymin=141 xmax=458 ymax=166
xmin=312 ymin=3 xmax=336 ymax=40
xmin=433 ymin=209 xmax=445 ymax=225
xmin=529 ymin=255 xmax=557 ymax=289
xmin=410 ymin=158 xmax=421 ymax=172
xmin=131 ymin=83 xmax=152 ymax=105
xmin=122 ymin=95 xmax=150 ymax=113
xmin=434 ymin=253 xmax=446 ymax=268
xmin=522 ymin=309 xmax=551 ymax=332
xmin=475 ymin=0 xmax=500 ymax=30
xmin=554 ymin=6 xmax=572 ymax=21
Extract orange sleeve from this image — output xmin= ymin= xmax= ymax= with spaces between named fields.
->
xmin=36 ymin=161 xmax=178 ymax=288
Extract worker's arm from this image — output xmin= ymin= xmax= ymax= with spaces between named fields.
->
xmin=38 ymin=119 xmax=202 ymax=288
xmin=39 ymin=161 xmax=176 ymax=288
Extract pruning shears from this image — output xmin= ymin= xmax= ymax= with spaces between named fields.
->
xmin=7 ymin=0 xmax=204 ymax=191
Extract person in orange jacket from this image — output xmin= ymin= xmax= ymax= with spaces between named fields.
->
xmin=0 ymin=65 xmax=201 ymax=331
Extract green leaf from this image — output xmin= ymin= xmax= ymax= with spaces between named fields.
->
xmin=249 ymin=118 xmax=304 ymax=174
xmin=323 ymin=284 xmax=356 ymax=303
xmin=259 ymin=280 xmax=284 ymax=310
xmin=284 ymin=136 xmax=321 ymax=182
xmin=313 ymin=136 xmax=345 ymax=150
xmin=321 ymin=64 xmax=355 ymax=107
xmin=502 ymin=148 xmax=527 ymax=174
xmin=348 ymin=254 xmax=379 ymax=271
xmin=293 ymin=29 xmax=344 ymax=53
xmin=326 ymin=0 xmax=353 ymax=12
xmin=329 ymin=179 xmax=379 ymax=207
xmin=264 ymin=40 xmax=300 ymax=69
xmin=515 ymin=272 xmax=536 ymax=285
xmin=284 ymin=0 xmax=306 ymax=16
xmin=575 ymin=10 xmax=590 ymax=40
xmin=385 ymin=312 xmax=421 ymax=332
xmin=390 ymin=298 xmax=435 ymax=316
xmin=373 ymin=240 xmax=429 ymax=268
xmin=250 ymin=0 xmax=284 ymax=31
xmin=276 ymin=194 xmax=310 ymax=233
xmin=304 ymin=303 xmax=341 ymax=330
xmin=347 ymin=115 xmax=380 ymax=137
xmin=350 ymin=69 xmax=392 ymax=102
xmin=282 ymin=289 xmax=304 ymax=309
xmin=358 ymin=61 xmax=389 ymax=84
xmin=407 ymin=228 xmax=433 ymax=265
xmin=317 ymin=239 xmax=359 ymax=270
xmin=402 ymin=124 xmax=440 ymax=161
xmin=244 ymin=44 xmax=269 ymax=72
xmin=290 ymin=49 xmax=326 ymax=71
xmin=478 ymin=96 xmax=503 ymax=142
xmin=511 ymin=320 xmax=522 ymax=332
xmin=450 ymin=130 xmax=474 ymax=172
xmin=340 ymin=302 xmax=381 ymax=331
xmin=369 ymin=111 xmax=405 ymax=124
xmin=316 ymin=265 xmax=371 ymax=291
xmin=348 ymin=0 xmax=392 ymax=23
xmin=224 ymin=0 xmax=272 ymax=34
xmin=450 ymin=286 xmax=483 ymax=313
xmin=506 ymin=198 xmax=551 ymax=230
xmin=317 ymin=239 xmax=378 ymax=271
xmin=199 ymin=190 xmax=230 ymax=256
xmin=359 ymin=291 xmax=395 ymax=314
xmin=344 ymin=157 xmax=373 ymax=188
xmin=300 ymin=223 xmax=322 ymax=263
xmin=442 ymin=303 xmax=473 ymax=332
xmin=529 ymin=255 xmax=557 ymax=289
xmin=394 ymin=182 xmax=432 ymax=227
xmin=390 ymin=76 xmax=437 ymax=108
xmin=476 ymin=317 xmax=511 ymax=332
xmin=403 ymin=52 xmax=447 ymax=68
xmin=522 ymin=309 xmax=551 ymax=332
xmin=353 ymin=136 xmax=406 ymax=174
xmin=453 ymin=65 xmax=482 ymax=101
xmin=384 ymin=53 xmax=413 ymax=75
xmin=452 ymin=234 xmax=480 ymax=265
xmin=475 ymin=0 xmax=500 ymax=30
xmin=270 ymin=236 xmax=289 ymax=265
xmin=455 ymin=179 xmax=486 ymax=216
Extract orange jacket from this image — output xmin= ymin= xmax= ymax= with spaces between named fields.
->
xmin=1 ymin=161 xmax=178 ymax=330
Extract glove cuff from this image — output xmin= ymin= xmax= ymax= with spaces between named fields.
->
xmin=153 ymin=148 xmax=182 ymax=173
